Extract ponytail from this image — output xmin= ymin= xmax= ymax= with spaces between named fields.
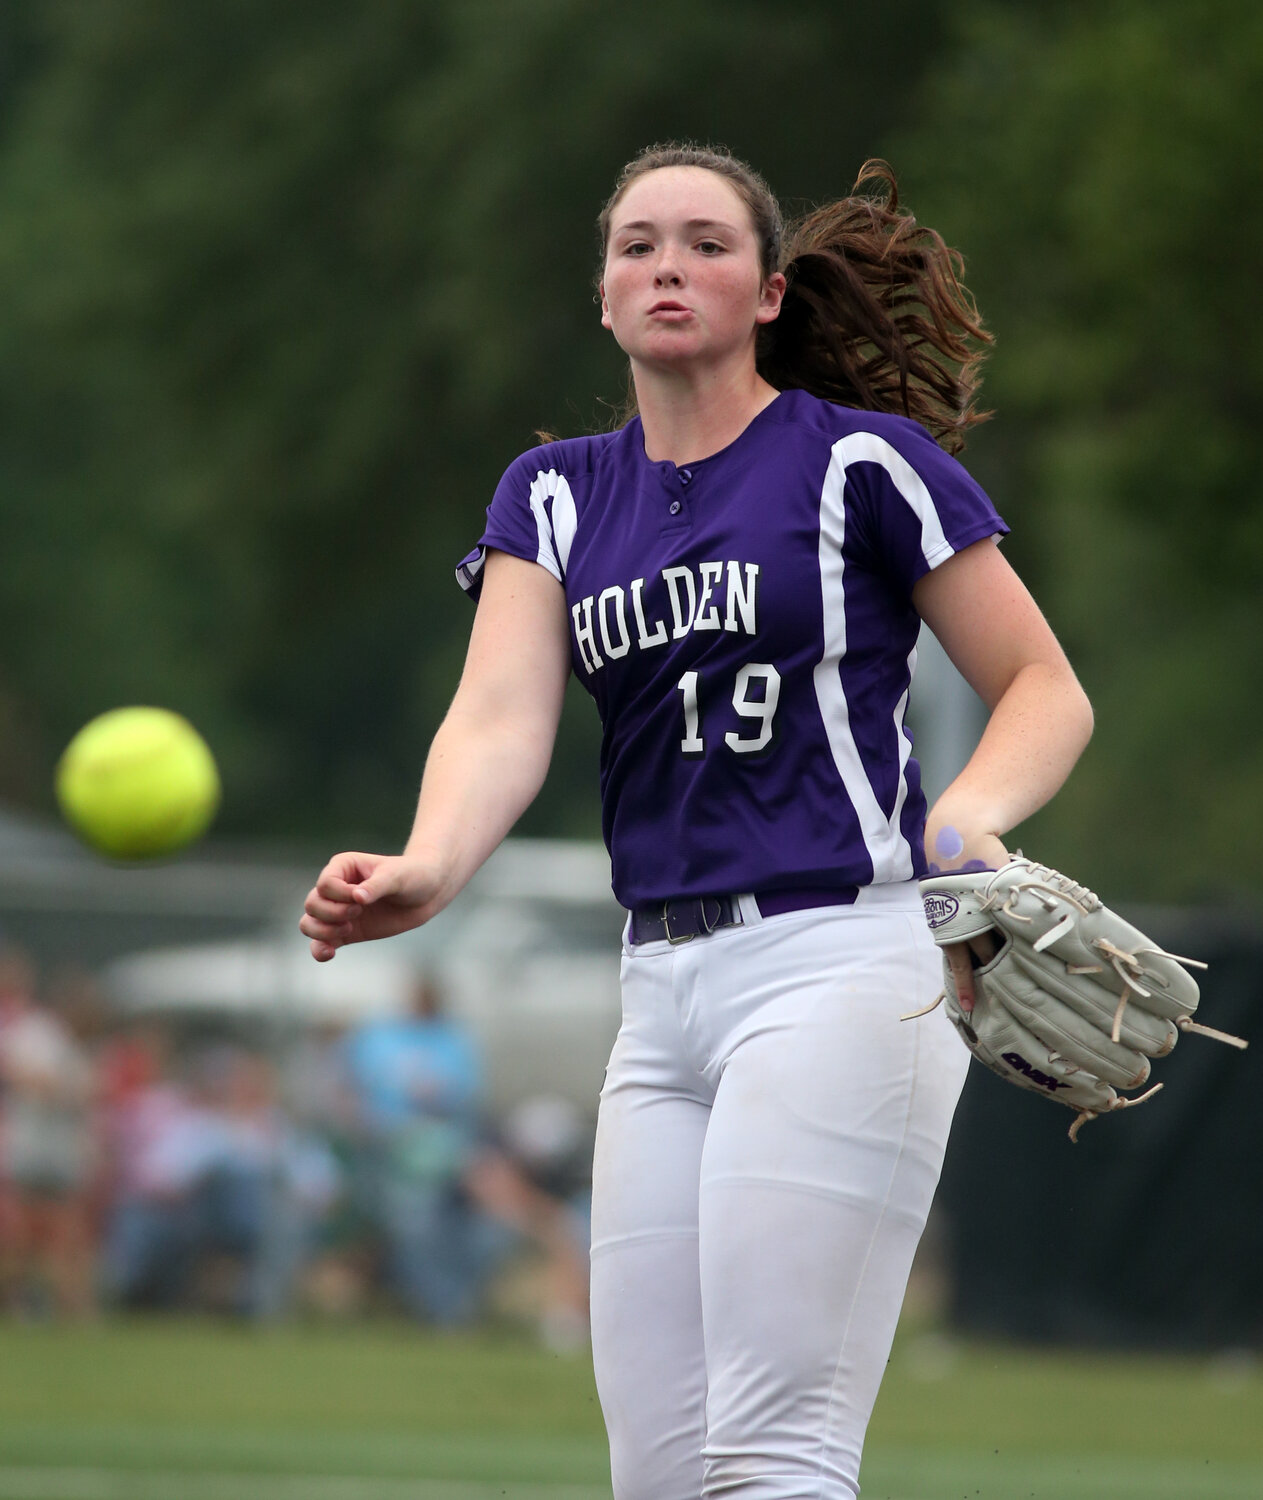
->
xmin=599 ymin=147 xmax=991 ymax=452
xmin=761 ymin=160 xmax=991 ymax=454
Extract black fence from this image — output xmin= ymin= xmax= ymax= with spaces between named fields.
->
xmin=938 ymin=908 xmax=1263 ymax=1351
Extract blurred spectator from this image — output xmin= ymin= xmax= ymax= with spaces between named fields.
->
xmin=0 ymin=946 xmax=97 ymax=1318
xmin=100 ymin=1041 xmax=338 ymax=1319
xmin=501 ymin=1094 xmax=593 ymax=1211
xmin=97 ymin=1026 xmax=199 ymax=1309
xmin=341 ymin=975 xmax=501 ymax=1324
xmin=283 ymin=1020 xmax=358 ymax=1142
xmin=279 ymin=1020 xmax=370 ymax=1314
xmin=194 ymin=1047 xmax=340 ymax=1319
xmin=45 ymin=964 xmax=111 ymax=1055
xmin=339 ymin=977 xmax=595 ymax=1341
xmin=468 ymin=1094 xmax=593 ymax=1351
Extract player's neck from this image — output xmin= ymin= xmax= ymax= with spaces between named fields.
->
xmin=633 ymin=361 xmax=780 ymax=466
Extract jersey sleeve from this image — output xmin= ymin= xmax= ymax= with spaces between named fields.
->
xmin=455 ymin=445 xmax=577 ymax=601
xmin=839 ymin=420 xmax=1009 ymax=597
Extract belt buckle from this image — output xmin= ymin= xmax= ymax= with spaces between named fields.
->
xmin=663 ymin=900 xmax=696 ymax=945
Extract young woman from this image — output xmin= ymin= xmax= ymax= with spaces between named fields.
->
xmin=301 ymin=145 xmax=1093 ymax=1499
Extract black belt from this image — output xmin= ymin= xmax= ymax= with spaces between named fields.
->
xmin=628 ymin=886 xmax=860 ymax=946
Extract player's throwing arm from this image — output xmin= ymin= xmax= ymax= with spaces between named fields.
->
xmin=299 ymin=551 xmax=571 ymax=960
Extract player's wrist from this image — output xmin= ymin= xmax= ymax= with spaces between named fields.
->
xmin=397 ymin=839 xmax=472 ymax=915
xmin=923 ymin=807 xmax=1009 ymax=875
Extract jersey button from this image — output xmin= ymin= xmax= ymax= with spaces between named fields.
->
xmin=679 ymin=468 xmax=693 ymax=485
xmin=668 ymin=500 xmax=682 ymax=515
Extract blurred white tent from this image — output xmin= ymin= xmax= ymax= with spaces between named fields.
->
xmin=98 ymin=838 xmax=625 ymax=1115
xmin=103 ymin=933 xmax=418 ymax=1025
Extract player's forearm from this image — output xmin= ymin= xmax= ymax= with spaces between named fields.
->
xmin=400 ymin=694 xmax=556 ymax=905
xmin=926 ymin=660 xmax=1093 ymax=858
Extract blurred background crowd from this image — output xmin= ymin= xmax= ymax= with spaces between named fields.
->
xmin=0 ymin=939 xmax=593 ymax=1345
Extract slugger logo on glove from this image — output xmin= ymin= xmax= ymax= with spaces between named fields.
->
xmin=908 ymin=855 xmax=1248 ymax=1140
xmin=921 ymin=892 xmax=961 ymax=930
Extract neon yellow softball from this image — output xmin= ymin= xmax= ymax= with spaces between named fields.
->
xmin=55 ymin=706 xmax=221 ymax=859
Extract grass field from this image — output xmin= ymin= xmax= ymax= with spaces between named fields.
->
xmin=0 ymin=1318 xmax=1258 ymax=1499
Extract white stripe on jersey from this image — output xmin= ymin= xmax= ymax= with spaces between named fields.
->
xmin=814 ymin=431 xmax=948 ymax=883
xmin=889 ymin=642 xmax=918 ymax=866
xmin=552 ymin=478 xmax=577 ymax=573
xmin=527 ymin=469 xmax=577 ymax=582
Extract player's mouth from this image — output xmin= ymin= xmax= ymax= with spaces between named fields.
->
xmin=648 ymin=301 xmax=693 ymax=320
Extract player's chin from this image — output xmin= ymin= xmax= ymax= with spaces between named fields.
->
xmin=628 ymin=327 xmax=709 ymax=362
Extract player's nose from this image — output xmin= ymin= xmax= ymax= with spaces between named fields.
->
xmin=654 ymin=247 xmax=684 ymax=286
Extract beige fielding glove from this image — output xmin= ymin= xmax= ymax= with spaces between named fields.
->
xmin=911 ymin=855 xmax=1247 ymax=1141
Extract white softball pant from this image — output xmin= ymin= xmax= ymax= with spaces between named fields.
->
xmin=588 ymin=883 xmax=969 ymax=1500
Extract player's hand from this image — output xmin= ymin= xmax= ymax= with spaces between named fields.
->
xmin=941 ymin=932 xmax=1000 ymax=1015
xmin=299 ymin=851 xmax=447 ymax=962
xmin=923 ymin=820 xmax=1009 ymax=1012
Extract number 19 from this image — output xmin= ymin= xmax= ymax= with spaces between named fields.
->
xmin=676 ymin=663 xmax=781 ymax=757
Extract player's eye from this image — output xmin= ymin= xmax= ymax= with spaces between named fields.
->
xmin=696 ymin=240 xmax=725 ymax=255
xmin=622 ymin=241 xmax=652 ymax=256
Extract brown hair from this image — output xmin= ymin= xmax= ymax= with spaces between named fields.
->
xmin=598 ymin=144 xmax=992 ymax=453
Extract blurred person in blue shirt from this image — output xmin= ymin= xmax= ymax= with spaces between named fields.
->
xmin=341 ymin=975 xmax=502 ymax=1324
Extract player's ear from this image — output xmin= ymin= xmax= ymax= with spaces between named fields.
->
xmin=598 ymin=280 xmax=612 ymax=331
xmin=756 ymin=270 xmax=787 ymax=325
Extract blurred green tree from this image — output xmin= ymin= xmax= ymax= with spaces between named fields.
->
xmin=0 ymin=0 xmax=941 ymax=849
xmin=894 ymin=0 xmax=1263 ymax=898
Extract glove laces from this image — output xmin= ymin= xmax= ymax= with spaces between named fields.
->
xmin=978 ymin=856 xmax=1103 ymax=924
xmin=1068 ymin=1083 xmax=1165 ymax=1143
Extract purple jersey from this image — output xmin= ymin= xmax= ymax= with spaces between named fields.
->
xmin=457 ymin=389 xmax=1007 ymax=908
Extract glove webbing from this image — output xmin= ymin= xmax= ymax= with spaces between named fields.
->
xmin=976 ymin=867 xmax=1240 ymax=1048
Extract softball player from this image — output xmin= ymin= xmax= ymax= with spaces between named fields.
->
xmin=301 ymin=145 xmax=1093 ymax=1499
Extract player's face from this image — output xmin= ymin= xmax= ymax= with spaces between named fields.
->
xmin=600 ymin=167 xmax=784 ymax=374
